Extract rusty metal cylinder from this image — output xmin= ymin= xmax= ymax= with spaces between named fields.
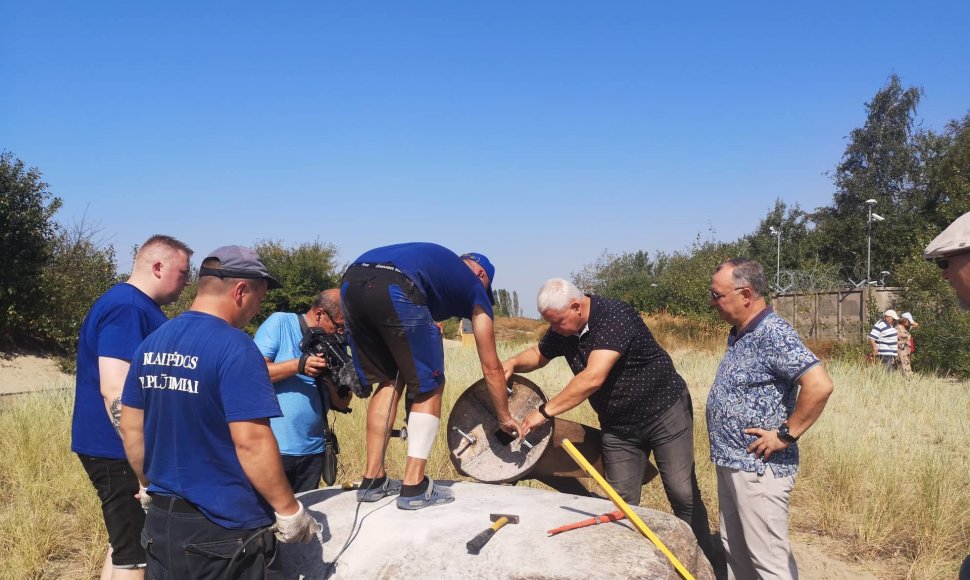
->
xmin=447 ymin=375 xmax=657 ymax=485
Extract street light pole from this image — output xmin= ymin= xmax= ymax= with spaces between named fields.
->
xmin=865 ymin=199 xmax=885 ymax=285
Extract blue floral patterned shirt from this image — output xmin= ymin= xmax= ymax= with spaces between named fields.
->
xmin=706 ymin=307 xmax=820 ymax=477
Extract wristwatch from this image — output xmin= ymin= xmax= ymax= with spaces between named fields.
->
xmin=777 ymin=422 xmax=799 ymax=443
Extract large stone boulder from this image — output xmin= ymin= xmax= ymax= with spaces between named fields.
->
xmin=280 ymin=481 xmax=714 ymax=579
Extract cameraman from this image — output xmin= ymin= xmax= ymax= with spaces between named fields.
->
xmin=254 ymin=289 xmax=352 ymax=492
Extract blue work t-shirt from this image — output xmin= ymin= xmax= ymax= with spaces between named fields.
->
xmin=121 ymin=311 xmax=283 ymax=529
xmin=353 ymin=242 xmax=493 ymax=321
xmin=72 ymin=283 xmax=168 ymax=459
xmin=253 ymin=312 xmax=326 ymax=456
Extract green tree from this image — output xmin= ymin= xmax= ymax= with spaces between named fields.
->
xmin=37 ymin=220 xmax=120 ymax=356
xmin=0 ymin=152 xmax=63 ymax=346
xmin=249 ymin=240 xmax=340 ymax=331
xmin=814 ymin=74 xmax=924 ymax=281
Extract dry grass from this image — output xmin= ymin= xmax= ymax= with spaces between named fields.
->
xmin=2 ymin=341 xmax=968 ymax=579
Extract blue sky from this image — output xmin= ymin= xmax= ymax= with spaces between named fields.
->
xmin=3 ymin=2 xmax=969 ymax=316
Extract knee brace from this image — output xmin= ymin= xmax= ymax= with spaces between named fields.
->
xmin=406 ymin=412 xmax=440 ymax=460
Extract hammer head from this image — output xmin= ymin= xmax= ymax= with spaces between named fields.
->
xmin=490 ymin=513 xmax=519 ymax=524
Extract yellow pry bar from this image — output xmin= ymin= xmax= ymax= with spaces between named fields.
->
xmin=561 ymin=438 xmax=695 ymax=580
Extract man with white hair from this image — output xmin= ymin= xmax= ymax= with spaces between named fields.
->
xmin=868 ymin=309 xmax=900 ymax=371
xmin=72 ymin=234 xmax=192 ymax=580
xmin=502 ymin=278 xmax=716 ymax=564
xmin=925 ymin=211 xmax=970 ymax=309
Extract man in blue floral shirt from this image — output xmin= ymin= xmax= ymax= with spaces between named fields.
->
xmin=707 ymin=258 xmax=834 ymax=580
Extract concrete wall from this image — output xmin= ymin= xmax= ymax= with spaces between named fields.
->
xmin=771 ymin=287 xmax=902 ymax=340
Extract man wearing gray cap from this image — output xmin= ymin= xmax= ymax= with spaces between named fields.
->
xmin=120 ymin=246 xmax=320 ymax=580
xmin=925 ymin=211 xmax=970 ymax=309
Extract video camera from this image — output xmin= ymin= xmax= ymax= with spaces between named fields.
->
xmin=299 ymin=328 xmax=372 ymax=400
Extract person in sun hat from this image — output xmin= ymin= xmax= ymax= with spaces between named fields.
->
xmin=119 ymin=245 xmax=320 ymax=579
xmin=895 ymin=312 xmax=917 ymax=376
xmin=340 ymin=243 xmax=520 ymax=510
xmin=868 ymin=309 xmax=900 ymax=371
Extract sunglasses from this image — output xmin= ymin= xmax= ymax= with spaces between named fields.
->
xmin=934 ymin=257 xmax=949 ymax=270
xmin=709 ymin=287 xmax=748 ymax=302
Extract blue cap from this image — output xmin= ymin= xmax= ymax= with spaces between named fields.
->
xmin=461 ymin=252 xmax=496 ymax=304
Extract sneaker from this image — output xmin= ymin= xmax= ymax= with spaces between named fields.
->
xmin=396 ymin=478 xmax=455 ymax=510
xmin=356 ymin=477 xmax=402 ymax=502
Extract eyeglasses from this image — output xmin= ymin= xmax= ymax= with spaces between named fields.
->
xmin=321 ymin=309 xmax=345 ymax=333
xmin=934 ymin=257 xmax=949 ymax=270
xmin=709 ymin=287 xmax=748 ymax=302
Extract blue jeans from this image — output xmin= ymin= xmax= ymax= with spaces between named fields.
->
xmin=142 ymin=495 xmax=279 ymax=580
xmin=601 ymin=390 xmax=715 ymax=563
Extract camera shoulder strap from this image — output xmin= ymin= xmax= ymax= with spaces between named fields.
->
xmin=295 ymin=313 xmax=332 ymax=435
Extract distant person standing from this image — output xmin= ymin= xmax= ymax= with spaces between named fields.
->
xmin=72 ymin=235 xmax=192 ymax=580
xmin=867 ymin=309 xmax=900 ymax=371
xmin=895 ymin=312 xmax=917 ymax=377
xmin=707 ymin=258 xmax=834 ymax=579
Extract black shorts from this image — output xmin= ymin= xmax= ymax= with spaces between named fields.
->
xmin=78 ymin=454 xmax=147 ymax=568
xmin=341 ymin=264 xmax=445 ymax=393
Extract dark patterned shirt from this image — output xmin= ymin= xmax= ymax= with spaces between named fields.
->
xmin=706 ymin=307 xmax=820 ymax=477
xmin=538 ymin=295 xmax=686 ymax=435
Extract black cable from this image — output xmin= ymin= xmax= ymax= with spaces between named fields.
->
xmin=325 ymin=374 xmax=401 ymax=576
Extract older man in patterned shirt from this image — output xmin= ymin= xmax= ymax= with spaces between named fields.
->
xmin=707 ymin=258 xmax=834 ymax=580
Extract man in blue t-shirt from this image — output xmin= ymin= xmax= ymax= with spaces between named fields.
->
xmin=253 ymin=288 xmax=352 ymax=492
xmin=341 ymin=242 xmax=520 ymax=510
xmin=72 ymin=234 xmax=192 ymax=579
xmin=120 ymin=246 xmax=320 ymax=580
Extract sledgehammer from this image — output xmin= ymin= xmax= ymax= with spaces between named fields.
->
xmin=466 ymin=513 xmax=519 ymax=554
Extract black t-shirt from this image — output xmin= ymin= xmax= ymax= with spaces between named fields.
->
xmin=538 ymin=295 xmax=686 ymax=434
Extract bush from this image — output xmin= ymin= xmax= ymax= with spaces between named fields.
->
xmin=0 ymin=152 xmax=63 ymax=347
xmin=34 ymin=221 xmax=120 ymax=356
xmin=247 ymin=240 xmax=341 ymax=332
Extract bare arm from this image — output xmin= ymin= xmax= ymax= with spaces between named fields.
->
xmin=519 ymin=349 xmax=621 ymax=437
xmin=99 ymin=357 xmax=130 ymax=436
xmin=785 ymin=365 xmax=834 ymax=437
xmin=264 ymin=355 xmax=327 ymax=383
xmin=746 ymin=364 xmax=835 ymax=459
xmin=119 ymin=404 xmax=148 ymax=486
xmin=501 ymin=344 xmax=550 ymax=381
xmin=471 ymin=306 xmax=518 ymax=431
xmin=230 ymin=419 xmax=299 ymax=516
xmin=867 ymin=337 xmax=879 ymax=356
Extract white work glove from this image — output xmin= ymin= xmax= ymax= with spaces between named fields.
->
xmin=137 ymin=485 xmax=151 ymax=512
xmin=274 ymin=503 xmax=321 ymax=543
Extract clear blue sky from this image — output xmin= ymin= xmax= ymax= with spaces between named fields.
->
xmin=3 ymin=2 xmax=968 ymax=317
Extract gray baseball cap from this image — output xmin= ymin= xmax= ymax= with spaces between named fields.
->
xmin=924 ymin=211 xmax=970 ymax=259
xmin=198 ymin=245 xmax=283 ymax=289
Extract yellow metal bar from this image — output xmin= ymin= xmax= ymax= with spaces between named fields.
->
xmin=561 ymin=438 xmax=695 ymax=580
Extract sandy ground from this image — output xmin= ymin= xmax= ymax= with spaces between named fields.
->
xmin=0 ymin=353 xmax=884 ymax=578
xmin=0 ymin=354 xmax=73 ymax=395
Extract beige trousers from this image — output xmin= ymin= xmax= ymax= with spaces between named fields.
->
xmin=716 ymin=465 xmax=798 ymax=580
